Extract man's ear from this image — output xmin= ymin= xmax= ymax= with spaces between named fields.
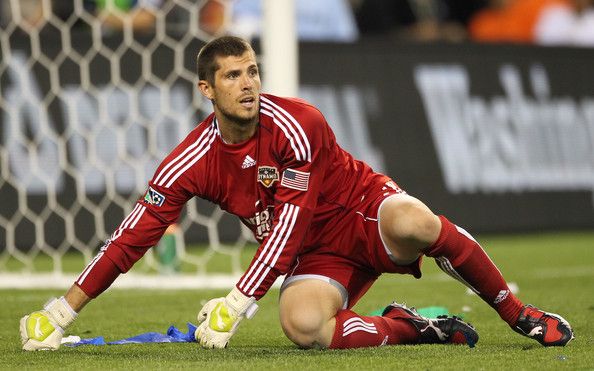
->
xmin=198 ymin=80 xmax=214 ymax=100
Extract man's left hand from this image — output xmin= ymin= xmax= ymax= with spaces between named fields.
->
xmin=195 ymin=287 xmax=258 ymax=349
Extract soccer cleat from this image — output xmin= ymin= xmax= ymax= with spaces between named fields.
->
xmin=512 ymin=305 xmax=574 ymax=346
xmin=382 ymin=302 xmax=478 ymax=347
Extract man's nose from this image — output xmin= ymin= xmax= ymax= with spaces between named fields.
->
xmin=241 ymin=74 xmax=253 ymax=89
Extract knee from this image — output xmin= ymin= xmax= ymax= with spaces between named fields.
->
xmin=279 ymin=279 xmax=343 ymax=348
xmin=380 ymin=196 xmax=441 ymax=258
xmin=280 ymin=307 xmax=330 ymax=349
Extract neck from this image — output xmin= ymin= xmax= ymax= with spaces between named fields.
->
xmin=216 ymin=116 xmax=258 ymax=144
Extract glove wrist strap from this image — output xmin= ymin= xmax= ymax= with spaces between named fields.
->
xmin=44 ymin=297 xmax=77 ymax=329
xmin=226 ymin=287 xmax=258 ymax=319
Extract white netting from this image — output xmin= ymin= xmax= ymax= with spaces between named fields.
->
xmin=0 ymin=0 xmax=255 ymax=287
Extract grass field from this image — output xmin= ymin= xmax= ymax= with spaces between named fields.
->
xmin=1 ymin=231 xmax=593 ymax=370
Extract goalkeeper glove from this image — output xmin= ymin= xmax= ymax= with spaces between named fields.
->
xmin=20 ymin=297 xmax=77 ymax=351
xmin=195 ymin=287 xmax=258 ymax=349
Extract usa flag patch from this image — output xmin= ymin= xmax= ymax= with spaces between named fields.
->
xmin=281 ymin=169 xmax=310 ymax=191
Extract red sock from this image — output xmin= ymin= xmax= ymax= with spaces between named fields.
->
xmin=329 ymin=309 xmax=419 ymax=349
xmin=424 ymin=216 xmax=523 ymax=325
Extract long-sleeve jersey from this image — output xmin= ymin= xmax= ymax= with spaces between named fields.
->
xmin=88 ymin=94 xmax=391 ymax=299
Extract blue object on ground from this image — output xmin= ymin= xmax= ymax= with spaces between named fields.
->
xmin=65 ymin=323 xmax=197 ymax=347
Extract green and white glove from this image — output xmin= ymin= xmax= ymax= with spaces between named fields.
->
xmin=19 ymin=297 xmax=77 ymax=351
xmin=195 ymin=287 xmax=258 ymax=349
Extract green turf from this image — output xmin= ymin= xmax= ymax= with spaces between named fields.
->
xmin=2 ymin=231 xmax=593 ymax=370
xmin=1 ymin=243 xmax=253 ymax=274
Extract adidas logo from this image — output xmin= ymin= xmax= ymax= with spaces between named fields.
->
xmin=242 ymin=155 xmax=256 ymax=169
xmin=494 ymin=289 xmax=509 ymax=304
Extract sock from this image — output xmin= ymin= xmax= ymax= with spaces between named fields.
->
xmin=424 ymin=215 xmax=523 ymax=325
xmin=329 ymin=309 xmax=419 ymax=349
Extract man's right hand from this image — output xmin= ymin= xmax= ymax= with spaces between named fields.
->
xmin=20 ymin=311 xmax=64 ymax=351
xmin=20 ymin=297 xmax=77 ymax=351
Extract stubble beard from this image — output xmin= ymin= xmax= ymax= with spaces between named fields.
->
xmin=217 ymin=103 xmax=259 ymax=128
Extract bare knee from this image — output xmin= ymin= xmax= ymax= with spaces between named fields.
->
xmin=280 ymin=307 xmax=333 ymax=349
xmin=279 ymin=279 xmax=342 ymax=349
xmin=379 ymin=195 xmax=441 ymax=263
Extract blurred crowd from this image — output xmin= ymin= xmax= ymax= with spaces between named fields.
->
xmin=2 ymin=0 xmax=594 ymax=47
xmin=353 ymin=0 xmax=594 ymax=46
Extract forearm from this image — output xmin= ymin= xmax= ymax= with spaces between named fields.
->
xmin=75 ymin=247 xmax=123 ymax=298
xmin=237 ymin=265 xmax=281 ymax=300
xmin=64 ymin=285 xmax=92 ymax=313
xmin=238 ymin=203 xmax=313 ymax=299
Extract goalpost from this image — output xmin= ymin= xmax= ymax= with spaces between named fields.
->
xmin=0 ymin=0 xmax=297 ymax=289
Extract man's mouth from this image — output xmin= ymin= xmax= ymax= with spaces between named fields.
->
xmin=239 ymin=96 xmax=256 ymax=108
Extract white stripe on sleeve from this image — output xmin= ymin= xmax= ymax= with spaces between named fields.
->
xmin=239 ymin=204 xmax=299 ymax=295
xmin=260 ymin=96 xmax=311 ymax=161
xmin=76 ymin=251 xmax=104 ymax=285
xmin=155 ymin=124 xmax=217 ymax=188
xmin=260 ymin=97 xmax=311 ymax=162
xmin=153 ymin=125 xmax=214 ymax=185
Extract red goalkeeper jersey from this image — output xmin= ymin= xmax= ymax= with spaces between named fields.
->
xmin=100 ymin=94 xmax=392 ymax=299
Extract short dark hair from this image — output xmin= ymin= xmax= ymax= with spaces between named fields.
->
xmin=197 ymin=36 xmax=254 ymax=85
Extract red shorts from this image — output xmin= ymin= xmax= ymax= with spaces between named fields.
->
xmin=281 ymin=186 xmax=423 ymax=309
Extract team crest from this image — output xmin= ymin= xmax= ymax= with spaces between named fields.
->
xmin=258 ymin=166 xmax=279 ymax=188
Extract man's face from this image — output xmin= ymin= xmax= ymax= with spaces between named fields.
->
xmin=200 ymin=50 xmax=261 ymax=126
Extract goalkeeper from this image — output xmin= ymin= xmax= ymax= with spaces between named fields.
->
xmin=21 ymin=36 xmax=573 ymax=351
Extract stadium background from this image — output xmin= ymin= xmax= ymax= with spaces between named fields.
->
xmin=0 ymin=0 xmax=593 ymax=284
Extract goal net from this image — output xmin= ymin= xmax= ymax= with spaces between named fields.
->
xmin=0 ymin=0 xmax=272 ymax=289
